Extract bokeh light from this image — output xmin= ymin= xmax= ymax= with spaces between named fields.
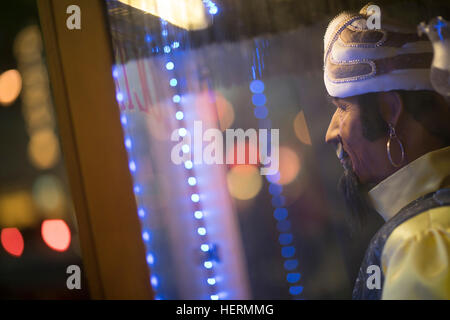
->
xmin=249 ymin=80 xmax=265 ymax=94
xmin=0 ymin=69 xmax=22 ymax=106
xmin=278 ymin=146 xmax=301 ymax=185
xmin=32 ymin=174 xmax=65 ymax=217
xmin=227 ymin=165 xmax=263 ymax=200
xmin=1 ymin=228 xmax=24 ymax=257
xmin=27 ymin=128 xmax=60 ymax=169
xmin=41 ymin=219 xmax=71 ymax=252
xmin=293 ymin=110 xmax=312 ymax=146
xmin=215 ymin=92 xmax=235 ymax=131
xmin=0 ymin=190 xmax=36 ymax=228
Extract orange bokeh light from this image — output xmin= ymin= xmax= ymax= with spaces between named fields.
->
xmin=215 ymin=92 xmax=235 ymax=131
xmin=27 ymin=128 xmax=60 ymax=170
xmin=1 ymin=228 xmax=24 ymax=257
xmin=227 ymin=165 xmax=263 ymax=200
xmin=0 ymin=69 xmax=22 ymax=106
xmin=293 ymin=110 xmax=312 ymax=146
xmin=278 ymin=146 xmax=301 ymax=185
xmin=41 ymin=219 xmax=71 ymax=252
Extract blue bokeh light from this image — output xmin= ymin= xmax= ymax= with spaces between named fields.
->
xmin=287 ymin=273 xmax=301 ymax=283
xmin=194 ymin=211 xmax=203 ymax=219
xmin=209 ymin=6 xmax=218 ymax=15
xmin=142 ymin=231 xmax=150 ymax=242
xmin=147 ymin=253 xmax=155 ymax=265
xmin=138 ymin=208 xmax=146 ymax=218
xmin=125 ymin=138 xmax=132 ymax=150
xmin=191 ymin=194 xmax=200 ymax=203
xmin=129 ymin=160 xmax=136 ymax=172
xmin=182 ymin=144 xmax=190 ymax=153
xmin=165 ymin=61 xmax=174 ymax=70
xmin=289 ymin=286 xmax=303 ymax=295
xmin=188 ymin=177 xmax=197 ymax=186
xmin=120 ymin=114 xmax=127 ymax=125
xmin=281 ymin=246 xmax=296 ymax=258
xmin=112 ymin=68 xmax=119 ymax=79
xmin=278 ymin=233 xmax=293 ymax=245
xmin=254 ymin=105 xmax=268 ymax=119
xmin=284 ymin=259 xmax=299 ymax=271
xmin=252 ymin=93 xmax=266 ymax=106
xmin=184 ymin=160 xmax=193 ymax=169
xmin=175 ymin=111 xmax=184 ymax=120
xmin=170 ymin=78 xmax=178 ymax=87
xmin=274 ymin=208 xmax=288 ymax=221
xmin=173 ymin=95 xmax=181 ymax=103
xmin=151 ymin=275 xmax=159 ymax=287
xmin=178 ymin=128 xmax=187 ymax=137
xmin=250 ymin=80 xmax=265 ymax=93
xmin=269 ymin=183 xmax=283 ymax=196
xmin=266 ymin=171 xmax=280 ymax=183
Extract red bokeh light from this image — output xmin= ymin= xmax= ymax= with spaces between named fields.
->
xmin=41 ymin=219 xmax=71 ymax=252
xmin=1 ymin=228 xmax=24 ymax=257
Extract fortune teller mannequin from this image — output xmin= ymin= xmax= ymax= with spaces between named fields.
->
xmin=323 ymin=4 xmax=450 ymax=299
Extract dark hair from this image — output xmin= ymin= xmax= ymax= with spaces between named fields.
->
xmin=357 ymin=90 xmax=450 ymax=144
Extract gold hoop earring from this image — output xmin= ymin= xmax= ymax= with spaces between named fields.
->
xmin=387 ymin=123 xmax=405 ymax=168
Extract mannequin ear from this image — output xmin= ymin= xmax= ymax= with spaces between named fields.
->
xmin=378 ymin=91 xmax=403 ymax=126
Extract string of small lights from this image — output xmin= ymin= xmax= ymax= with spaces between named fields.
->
xmin=249 ymin=39 xmax=303 ymax=298
xmin=162 ymin=31 xmax=221 ymax=302
xmin=114 ymin=2 xmax=221 ymax=300
xmin=114 ymin=65 xmax=162 ymax=296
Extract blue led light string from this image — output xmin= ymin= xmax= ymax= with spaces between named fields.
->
xmin=113 ymin=17 xmax=174 ymax=299
xmin=158 ymin=5 xmax=221 ymax=299
xmin=203 ymin=0 xmax=219 ymax=15
xmin=249 ymin=39 xmax=303 ymax=298
xmin=114 ymin=2 xmax=221 ymax=299
xmin=113 ymin=61 xmax=163 ymax=297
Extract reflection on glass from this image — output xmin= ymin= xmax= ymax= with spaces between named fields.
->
xmin=117 ymin=0 xmax=213 ymax=30
xmin=105 ymin=0 xmax=352 ymax=300
xmin=419 ymin=16 xmax=450 ymax=98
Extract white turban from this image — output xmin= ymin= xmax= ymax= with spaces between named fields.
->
xmin=324 ymin=3 xmax=434 ymax=98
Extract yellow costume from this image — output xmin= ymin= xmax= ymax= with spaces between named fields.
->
xmin=368 ymin=146 xmax=450 ymax=299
